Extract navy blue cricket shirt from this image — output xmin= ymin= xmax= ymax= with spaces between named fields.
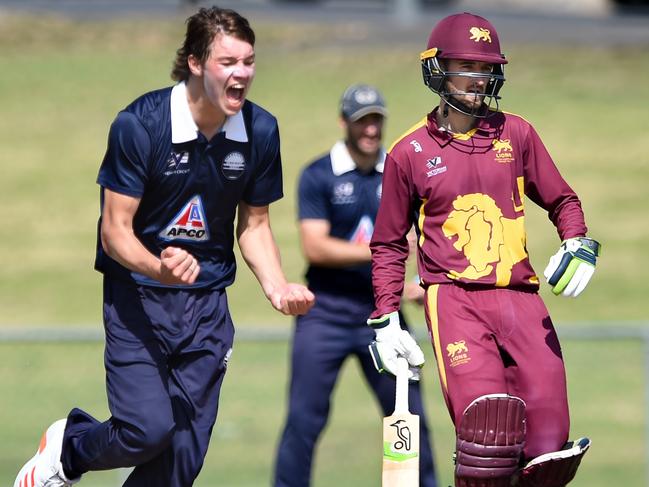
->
xmin=298 ymin=141 xmax=385 ymax=303
xmin=95 ymin=82 xmax=283 ymax=289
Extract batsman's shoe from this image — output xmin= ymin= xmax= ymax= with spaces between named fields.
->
xmin=14 ymin=419 xmax=80 ymax=487
xmin=517 ymin=437 xmax=591 ymax=487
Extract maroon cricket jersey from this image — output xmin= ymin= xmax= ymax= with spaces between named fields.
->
xmin=370 ymin=109 xmax=587 ymax=317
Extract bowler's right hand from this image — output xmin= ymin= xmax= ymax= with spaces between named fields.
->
xmin=159 ymin=246 xmax=201 ymax=285
xmin=269 ymin=282 xmax=315 ymax=316
xmin=367 ymin=311 xmax=425 ymax=380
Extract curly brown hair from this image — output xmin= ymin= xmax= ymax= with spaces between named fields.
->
xmin=171 ymin=6 xmax=256 ymax=82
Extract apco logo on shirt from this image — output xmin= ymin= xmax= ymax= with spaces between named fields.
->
xmin=159 ymin=195 xmax=210 ymax=242
xmin=350 ymin=215 xmax=374 ymax=244
xmin=222 ymin=151 xmax=246 ymax=180
xmin=164 ymin=150 xmax=190 ymax=176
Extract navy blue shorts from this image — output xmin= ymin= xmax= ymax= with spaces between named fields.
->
xmin=62 ymin=277 xmax=234 ymax=487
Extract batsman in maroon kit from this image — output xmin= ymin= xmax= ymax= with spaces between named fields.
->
xmin=366 ymin=12 xmax=601 ymax=487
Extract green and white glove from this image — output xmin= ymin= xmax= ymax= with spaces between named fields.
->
xmin=367 ymin=311 xmax=425 ymax=380
xmin=543 ymin=237 xmax=601 ymax=298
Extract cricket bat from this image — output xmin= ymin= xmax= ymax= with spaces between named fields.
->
xmin=382 ymin=357 xmax=419 ymax=487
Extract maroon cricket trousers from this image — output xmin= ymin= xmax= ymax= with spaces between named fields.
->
xmin=424 ymin=283 xmax=569 ymax=459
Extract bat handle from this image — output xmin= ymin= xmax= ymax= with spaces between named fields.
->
xmin=394 ymin=356 xmax=409 ymax=414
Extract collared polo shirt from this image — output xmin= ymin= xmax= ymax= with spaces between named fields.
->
xmin=298 ymin=141 xmax=385 ymax=301
xmin=95 ymin=82 xmax=283 ymax=289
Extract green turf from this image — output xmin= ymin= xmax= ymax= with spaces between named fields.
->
xmin=0 ymin=11 xmax=647 ymax=487
xmin=0 ymin=339 xmax=644 ymax=486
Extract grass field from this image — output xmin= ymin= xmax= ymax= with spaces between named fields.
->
xmin=0 ymin=339 xmax=645 ymax=486
xmin=0 ymin=10 xmax=648 ymax=487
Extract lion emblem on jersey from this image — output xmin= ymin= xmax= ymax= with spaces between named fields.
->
xmin=446 ymin=340 xmax=468 ymax=358
xmin=492 ymin=139 xmax=513 ymax=153
xmin=469 ymin=27 xmax=492 ymax=43
xmin=442 ymin=193 xmax=528 ymax=286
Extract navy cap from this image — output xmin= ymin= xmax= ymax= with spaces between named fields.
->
xmin=340 ymin=84 xmax=388 ymax=122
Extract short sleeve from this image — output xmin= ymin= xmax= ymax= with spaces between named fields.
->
xmin=242 ymin=122 xmax=284 ymax=206
xmin=297 ymin=164 xmax=329 ymax=221
xmin=96 ymin=111 xmax=151 ymax=198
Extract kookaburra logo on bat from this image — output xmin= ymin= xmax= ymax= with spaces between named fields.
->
xmin=390 ymin=419 xmax=412 ymax=451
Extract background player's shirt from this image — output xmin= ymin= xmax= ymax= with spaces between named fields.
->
xmin=95 ymin=82 xmax=283 ymax=289
xmin=298 ymin=141 xmax=385 ymax=318
xmin=371 ymin=109 xmax=587 ymax=317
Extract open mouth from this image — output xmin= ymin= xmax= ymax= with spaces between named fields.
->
xmin=226 ymin=84 xmax=246 ymax=103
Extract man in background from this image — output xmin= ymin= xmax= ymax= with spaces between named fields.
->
xmin=274 ymin=84 xmax=437 ymax=487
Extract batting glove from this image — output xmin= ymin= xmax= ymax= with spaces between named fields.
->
xmin=544 ymin=237 xmax=601 ymax=298
xmin=367 ymin=311 xmax=425 ymax=381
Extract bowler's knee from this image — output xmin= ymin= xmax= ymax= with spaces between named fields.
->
xmin=118 ymin=416 xmax=176 ymax=462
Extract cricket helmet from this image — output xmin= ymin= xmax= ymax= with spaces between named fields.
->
xmin=421 ymin=12 xmax=507 ymax=117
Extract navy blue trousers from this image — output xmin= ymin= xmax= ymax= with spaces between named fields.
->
xmin=60 ymin=277 xmax=234 ymax=487
xmin=274 ymin=295 xmax=437 ymax=487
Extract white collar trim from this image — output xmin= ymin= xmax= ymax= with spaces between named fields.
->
xmin=170 ymin=82 xmax=248 ymax=144
xmin=222 ymin=110 xmax=248 ymax=142
xmin=330 ymin=140 xmax=385 ymax=176
xmin=171 ymin=82 xmax=198 ymax=144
